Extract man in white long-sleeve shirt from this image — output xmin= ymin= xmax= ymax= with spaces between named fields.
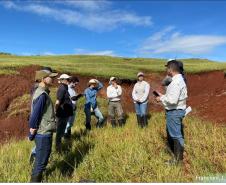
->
xmin=156 ymin=60 xmax=188 ymax=165
xmin=107 ymin=77 xmax=125 ymax=127
xmin=132 ymin=72 xmax=150 ymax=128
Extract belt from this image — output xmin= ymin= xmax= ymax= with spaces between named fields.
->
xmin=165 ymin=109 xmax=183 ymax=112
xmin=109 ymin=100 xmax=121 ymax=103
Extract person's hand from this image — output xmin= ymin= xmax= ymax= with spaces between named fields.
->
xmin=113 ymin=84 xmax=118 ymax=89
xmin=30 ymin=128 xmax=37 ymax=135
xmin=155 ymin=96 xmax=161 ymax=102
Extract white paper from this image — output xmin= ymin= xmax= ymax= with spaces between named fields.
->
xmin=185 ymin=106 xmax=192 ymax=116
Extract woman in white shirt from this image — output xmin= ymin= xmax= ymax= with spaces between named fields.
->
xmin=132 ymin=72 xmax=150 ymax=128
xmin=107 ymin=77 xmax=125 ymax=127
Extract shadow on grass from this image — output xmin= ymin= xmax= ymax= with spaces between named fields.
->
xmin=46 ymin=129 xmax=94 ymax=180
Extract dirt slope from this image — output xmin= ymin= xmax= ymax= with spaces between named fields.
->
xmin=0 ymin=66 xmax=225 ymax=143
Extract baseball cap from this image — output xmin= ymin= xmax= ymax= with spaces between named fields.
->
xmin=89 ymin=79 xmax=98 ymax=84
xmin=137 ymin=72 xmax=144 ymax=77
xmin=35 ymin=70 xmax=58 ymax=81
xmin=57 ymin=74 xmax=71 ymax=80
xmin=165 ymin=59 xmax=178 ymax=67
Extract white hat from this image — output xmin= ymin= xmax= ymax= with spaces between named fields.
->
xmin=110 ymin=77 xmax=116 ymax=81
xmin=109 ymin=77 xmax=117 ymax=84
xmin=88 ymin=79 xmax=97 ymax=84
xmin=57 ymin=74 xmax=71 ymax=80
xmin=167 ymin=58 xmax=175 ymax=62
xmin=137 ymin=72 xmax=144 ymax=77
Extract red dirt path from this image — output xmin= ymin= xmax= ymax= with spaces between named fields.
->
xmin=0 ymin=66 xmax=225 ymax=143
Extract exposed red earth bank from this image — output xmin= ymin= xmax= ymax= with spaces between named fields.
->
xmin=0 ymin=66 xmax=225 ymax=143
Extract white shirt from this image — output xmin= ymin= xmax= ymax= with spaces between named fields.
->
xmin=132 ymin=80 xmax=150 ymax=103
xmin=107 ymin=85 xmax=122 ymax=102
xmin=160 ymin=74 xmax=187 ymax=110
xmin=68 ymin=84 xmax=78 ymax=106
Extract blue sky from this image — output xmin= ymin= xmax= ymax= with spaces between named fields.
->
xmin=1 ymin=0 xmax=226 ymax=61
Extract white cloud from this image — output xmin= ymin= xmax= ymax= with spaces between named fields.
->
xmin=56 ymin=0 xmax=111 ymax=11
xmin=41 ymin=52 xmax=56 ymax=56
xmin=139 ymin=27 xmax=226 ymax=55
xmin=1 ymin=1 xmax=152 ymax=32
xmin=74 ymin=48 xmax=116 ymax=56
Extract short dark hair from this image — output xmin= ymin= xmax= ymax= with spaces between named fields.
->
xmin=69 ymin=76 xmax=79 ymax=83
xmin=166 ymin=60 xmax=183 ymax=73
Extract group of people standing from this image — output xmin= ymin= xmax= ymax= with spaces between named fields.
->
xmin=28 ymin=59 xmax=188 ymax=182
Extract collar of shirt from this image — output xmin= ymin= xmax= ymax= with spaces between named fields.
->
xmin=61 ymin=83 xmax=68 ymax=90
xmin=172 ymin=74 xmax=182 ymax=81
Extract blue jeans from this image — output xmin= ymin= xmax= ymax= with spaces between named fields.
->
xmin=166 ymin=109 xmax=185 ymax=147
xmin=65 ymin=111 xmax=76 ymax=134
xmin=32 ymin=134 xmax=52 ymax=176
xmin=84 ymin=106 xmax=104 ymax=129
xmin=134 ymin=102 xmax=148 ymax=116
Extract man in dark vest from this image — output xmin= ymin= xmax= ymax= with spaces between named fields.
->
xmin=29 ymin=69 xmax=58 ymax=182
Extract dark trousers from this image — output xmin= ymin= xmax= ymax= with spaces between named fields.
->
xmin=56 ymin=117 xmax=69 ymax=147
xmin=84 ymin=105 xmax=104 ymax=129
xmin=32 ymin=134 xmax=52 ymax=176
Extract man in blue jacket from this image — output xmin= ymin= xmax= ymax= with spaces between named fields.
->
xmin=29 ymin=69 xmax=58 ymax=182
xmin=84 ymin=79 xmax=104 ymax=130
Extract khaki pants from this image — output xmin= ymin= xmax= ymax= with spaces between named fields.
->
xmin=108 ymin=101 xmax=124 ymax=120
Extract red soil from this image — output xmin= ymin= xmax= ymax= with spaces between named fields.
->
xmin=0 ymin=66 xmax=225 ymax=143
xmin=0 ymin=65 xmax=41 ymax=143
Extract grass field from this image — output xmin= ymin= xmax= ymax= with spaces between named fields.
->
xmin=0 ymin=97 xmax=225 ymax=183
xmin=1 ymin=54 xmax=226 ymax=78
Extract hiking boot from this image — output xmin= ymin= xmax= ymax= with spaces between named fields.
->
xmin=143 ymin=115 xmax=148 ymax=127
xmin=167 ymin=132 xmax=174 ymax=153
xmin=96 ymin=119 xmax=104 ymax=128
xmin=174 ymin=139 xmax=184 ymax=162
xmin=140 ymin=116 xmax=145 ymax=128
xmin=111 ymin=119 xmax=117 ymax=128
xmin=118 ymin=119 xmax=125 ymax=127
xmin=136 ymin=115 xmax=142 ymax=127
xmin=30 ymin=173 xmax=43 ymax=183
xmin=85 ymin=123 xmax=91 ymax=131
xmin=55 ymin=143 xmax=62 ymax=153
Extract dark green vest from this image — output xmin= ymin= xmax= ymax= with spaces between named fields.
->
xmin=32 ymin=86 xmax=56 ymax=135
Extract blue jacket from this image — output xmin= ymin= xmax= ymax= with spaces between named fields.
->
xmin=84 ymin=82 xmax=103 ymax=109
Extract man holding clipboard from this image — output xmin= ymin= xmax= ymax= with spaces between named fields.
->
xmin=155 ymin=60 xmax=188 ymax=165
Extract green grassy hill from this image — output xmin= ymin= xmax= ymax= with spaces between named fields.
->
xmin=0 ymin=54 xmax=226 ymax=78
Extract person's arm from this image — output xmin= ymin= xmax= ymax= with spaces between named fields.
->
xmin=132 ymin=84 xmax=138 ymax=101
xmin=29 ymin=94 xmax=47 ymax=130
xmin=160 ymin=82 xmax=180 ymax=106
xmin=96 ymin=81 xmax=104 ymax=91
xmin=55 ymin=86 xmax=66 ymax=110
xmin=139 ymin=83 xmax=150 ymax=102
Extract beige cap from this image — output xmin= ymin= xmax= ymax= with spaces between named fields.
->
xmin=35 ymin=70 xmax=58 ymax=81
xmin=57 ymin=74 xmax=71 ymax=80
xmin=137 ymin=72 xmax=144 ymax=77
xmin=89 ymin=79 xmax=98 ymax=84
